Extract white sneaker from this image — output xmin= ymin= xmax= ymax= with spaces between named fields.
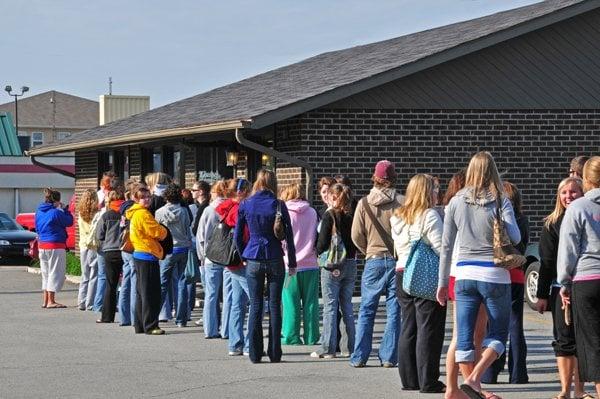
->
xmin=194 ymin=319 xmax=202 ymax=326
xmin=228 ymin=349 xmax=243 ymax=356
xmin=310 ymin=351 xmax=335 ymax=359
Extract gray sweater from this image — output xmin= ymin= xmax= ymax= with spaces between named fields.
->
xmin=155 ymin=203 xmax=192 ymax=249
xmin=439 ymin=187 xmax=521 ymax=287
xmin=557 ymin=188 xmax=600 ymax=288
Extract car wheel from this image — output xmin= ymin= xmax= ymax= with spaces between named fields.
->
xmin=525 ymin=261 xmax=540 ymax=311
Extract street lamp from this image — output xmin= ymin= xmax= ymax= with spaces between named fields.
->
xmin=4 ymin=85 xmax=29 ymax=139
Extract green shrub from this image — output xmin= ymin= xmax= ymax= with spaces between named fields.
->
xmin=29 ymin=251 xmax=81 ymax=276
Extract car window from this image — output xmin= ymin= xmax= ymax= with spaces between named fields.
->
xmin=0 ymin=214 xmax=22 ymax=231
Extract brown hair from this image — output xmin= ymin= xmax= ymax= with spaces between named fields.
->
xmin=329 ymin=183 xmax=352 ymax=214
xmin=132 ymin=185 xmax=151 ymax=201
xmin=100 ymin=171 xmax=116 ymax=190
xmin=570 ymin=155 xmax=590 ymax=178
xmin=443 ymin=169 xmax=466 ymax=206
xmin=394 ymin=174 xmax=435 ymax=225
xmin=43 ymin=187 xmax=61 ymax=203
xmin=211 ymin=180 xmax=228 ymax=198
xmin=124 ymin=178 xmax=142 ymax=200
xmin=252 ymin=169 xmax=277 ymax=194
xmin=502 ymin=181 xmax=523 ymax=215
xmin=181 ymin=188 xmax=193 ymax=205
xmin=280 ymin=183 xmax=305 ymax=202
xmin=106 ymin=189 xmax=125 ymax=205
xmin=318 ymin=176 xmax=335 ymax=189
xmin=77 ymin=189 xmax=98 ymax=223
xmin=334 ymin=175 xmax=352 ymax=187
xmin=372 ymin=175 xmax=395 ymax=188
xmin=583 ymin=156 xmax=600 ymax=192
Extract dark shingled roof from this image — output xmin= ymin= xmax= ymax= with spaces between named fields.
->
xmin=31 ymin=0 xmax=596 ymax=155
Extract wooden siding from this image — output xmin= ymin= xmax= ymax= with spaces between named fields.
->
xmin=330 ymin=9 xmax=600 ymax=109
xmin=129 ymin=146 xmax=141 ymax=181
xmin=184 ymin=146 xmax=196 ymax=189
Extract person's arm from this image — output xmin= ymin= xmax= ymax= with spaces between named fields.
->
xmin=351 ymin=200 xmax=367 ymax=255
xmin=196 ymin=208 xmax=212 ymax=260
xmin=281 ymin=202 xmax=297 ymax=269
xmin=141 ymin=212 xmax=168 ymax=241
xmin=56 ymin=207 xmax=74 ymax=228
xmin=316 ymin=211 xmax=334 ymax=255
xmin=234 ymin=204 xmax=247 ymax=257
xmin=423 ymin=209 xmax=443 ymax=256
xmin=557 ymin=207 xmax=582 ymax=288
xmin=536 ymin=224 xmax=557 ymax=300
xmin=501 ymin=197 xmax=521 ymax=245
xmin=96 ymin=214 xmax=107 ymax=243
xmin=438 ymin=201 xmax=457 ymax=288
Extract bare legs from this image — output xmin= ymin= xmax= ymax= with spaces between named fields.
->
xmin=555 ymin=356 xmax=586 ymax=398
xmin=44 ymin=291 xmax=65 ymax=308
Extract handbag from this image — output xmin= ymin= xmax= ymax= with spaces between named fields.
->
xmin=318 ymin=210 xmax=347 ymax=271
xmin=273 ymin=200 xmax=286 ymax=241
xmin=184 ymin=249 xmax=200 ymax=283
xmin=119 ymin=227 xmax=134 ymax=254
xmin=402 ymin=215 xmax=439 ymax=301
xmin=205 ymin=217 xmax=241 ymax=266
xmin=493 ymin=197 xmax=526 ymax=270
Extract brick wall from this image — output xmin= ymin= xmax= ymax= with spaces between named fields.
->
xmin=276 ymin=109 xmax=600 ymax=240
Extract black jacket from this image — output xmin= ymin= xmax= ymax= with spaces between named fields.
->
xmin=191 ymin=199 xmax=210 ymax=236
xmin=537 ymin=215 xmax=563 ymax=299
xmin=515 ymin=212 xmax=530 ymax=256
xmin=316 ymin=209 xmax=356 ymax=258
xmin=97 ymin=209 xmax=122 ymax=252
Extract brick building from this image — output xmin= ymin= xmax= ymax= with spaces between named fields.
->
xmin=28 ymin=0 xmax=600 ymax=240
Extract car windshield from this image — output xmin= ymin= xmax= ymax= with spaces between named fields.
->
xmin=0 ymin=214 xmax=22 ymax=231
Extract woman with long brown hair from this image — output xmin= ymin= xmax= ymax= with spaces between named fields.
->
xmin=77 ymin=189 xmax=99 ymax=311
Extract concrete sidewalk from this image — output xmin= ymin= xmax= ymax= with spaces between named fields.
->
xmin=0 ymin=267 xmax=569 ymax=399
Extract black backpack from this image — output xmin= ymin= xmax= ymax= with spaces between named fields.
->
xmin=205 ymin=218 xmax=240 ymax=266
xmin=158 ymin=223 xmax=173 ymax=260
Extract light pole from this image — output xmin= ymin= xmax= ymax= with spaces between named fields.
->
xmin=4 ymin=85 xmax=29 ymax=137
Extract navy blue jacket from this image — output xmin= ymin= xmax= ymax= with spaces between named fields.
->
xmin=35 ymin=202 xmax=74 ymax=244
xmin=234 ymin=190 xmax=297 ymax=268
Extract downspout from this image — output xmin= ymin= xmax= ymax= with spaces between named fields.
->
xmin=30 ymin=155 xmax=76 ymax=178
xmin=235 ymin=128 xmax=313 ymax=202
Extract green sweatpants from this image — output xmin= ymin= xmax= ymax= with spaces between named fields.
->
xmin=281 ymin=269 xmax=320 ymax=345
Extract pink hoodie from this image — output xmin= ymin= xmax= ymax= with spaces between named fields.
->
xmin=283 ymin=199 xmax=318 ymax=270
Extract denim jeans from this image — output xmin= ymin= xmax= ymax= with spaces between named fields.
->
xmin=220 ymin=268 xmax=233 ymax=338
xmin=228 ymin=267 xmax=250 ymax=353
xmin=246 ymin=258 xmax=285 ymax=363
xmin=159 ymin=251 xmax=189 ymax=325
xmin=203 ymin=261 xmax=224 ymax=337
xmin=93 ymin=250 xmax=106 ymax=312
xmin=118 ymin=251 xmax=136 ymax=326
xmin=455 ymin=279 xmax=511 ymax=363
xmin=350 ymin=256 xmax=400 ymax=366
xmin=78 ymin=247 xmax=98 ymax=309
xmin=319 ymin=259 xmax=356 ymax=355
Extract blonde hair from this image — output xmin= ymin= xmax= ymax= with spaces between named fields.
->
xmin=394 ymin=174 xmax=435 ymax=225
xmin=465 ymin=151 xmax=503 ymax=201
xmin=544 ymin=177 xmax=583 ymax=228
xmin=211 ymin=180 xmax=228 ymax=198
xmin=144 ymin=172 xmax=171 ymax=190
xmin=583 ymin=156 xmax=600 ymax=192
xmin=252 ymin=169 xmax=277 ymax=194
xmin=280 ymin=183 xmax=304 ymax=202
xmin=77 ymin=189 xmax=98 ymax=223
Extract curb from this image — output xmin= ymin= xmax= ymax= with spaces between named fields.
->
xmin=26 ymin=266 xmax=81 ymax=284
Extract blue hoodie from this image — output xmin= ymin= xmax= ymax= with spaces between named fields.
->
xmin=35 ymin=202 xmax=74 ymax=244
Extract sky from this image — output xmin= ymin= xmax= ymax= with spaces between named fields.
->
xmin=1 ymin=0 xmax=540 ymax=108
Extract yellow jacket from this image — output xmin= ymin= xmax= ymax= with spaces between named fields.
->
xmin=125 ymin=203 xmax=168 ymax=259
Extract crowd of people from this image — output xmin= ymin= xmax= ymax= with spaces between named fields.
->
xmin=33 ymin=153 xmax=600 ymax=399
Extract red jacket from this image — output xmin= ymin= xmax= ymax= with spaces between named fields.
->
xmin=215 ymin=199 xmax=248 ymax=269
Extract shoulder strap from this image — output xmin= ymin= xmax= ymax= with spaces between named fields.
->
xmin=361 ymin=197 xmax=395 ymax=255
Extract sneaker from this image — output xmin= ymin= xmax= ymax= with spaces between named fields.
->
xmin=310 ymin=351 xmax=335 ymax=359
xmin=381 ymin=362 xmax=395 ymax=368
xmin=176 ymin=323 xmax=186 ymax=328
xmin=148 ymin=328 xmax=165 ymax=335
xmin=228 ymin=349 xmax=243 ymax=356
xmin=194 ymin=319 xmax=202 ymax=326
xmin=350 ymin=361 xmax=366 ymax=368
xmin=243 ymin=352 xmax=250 ymax=356
xmin=337 ymin=352 xmax=351 ymax=358
xmin=78 ymin=304 xmax=86 ymax=311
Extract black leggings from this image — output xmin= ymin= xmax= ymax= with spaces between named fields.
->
xmin=100 ymin=251 xmax=123 ymax=322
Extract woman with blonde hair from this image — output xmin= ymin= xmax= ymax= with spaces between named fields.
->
xmin=77 ymin=189 xmax=99 ymax=311
xmin=234 ymin=169 xmax=297 ymax=363
xmin=558 ymin=156 xmax=600 ymax=398
xmin=536 ymin=176 xmax=588 ymax=399
xmin=391 ymin=174 xmax=446 ymax=393
xmin=280 ymin=183 xmax=320 ymax=346
xmin=437 ymin=151 xmax=521 ymax=399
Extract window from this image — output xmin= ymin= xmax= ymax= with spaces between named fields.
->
xmin=57 ymin=132 xmax=71 ymax=140
xmin=31 ymin=132 xmax=44 ymax=146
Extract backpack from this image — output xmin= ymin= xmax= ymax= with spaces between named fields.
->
xmin=205 ymin=217 xmax=240 ymax=266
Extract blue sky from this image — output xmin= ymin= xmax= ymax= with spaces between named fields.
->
xmin=1 ymin=0 xmax=539 ymax=108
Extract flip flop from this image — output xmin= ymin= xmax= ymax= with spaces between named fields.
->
xmin=484 ymin=392 xmax=503 ymax=399
xmin=460 ymin=384 xmax=485 ymax=399
xmin=576 ymin=394 xmax=595 ymax=399
xmin=46 ymin=303 xmax=67 ymax=309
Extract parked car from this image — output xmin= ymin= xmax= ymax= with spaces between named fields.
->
xmin=0 ymin=212 xmax=37 ymax=263
xmin=15 ymin=196 xmax=76 ymax=250
xmin=524 ymin=243 xmax=541 ymax=310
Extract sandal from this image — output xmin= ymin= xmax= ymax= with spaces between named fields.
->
xmin=576 ymin=394 xmax=595 ymax=399
xmin=552 ymin=395 xmax=568 ymax=399
xmin=483 ymin=392 xmax=503 ymax=399
xmin=460 ymin=384 xmax=485 ymax=399
xmin=46 ymin=303 xmax=67 ymax=308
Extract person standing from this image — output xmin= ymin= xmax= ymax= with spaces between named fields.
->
xmin=350 ymin=160 xmax=404 ymax=368
xmin=76 ymin=189 xmax=99 ymax=311
xmin=312 ymin=183 xmax=357 ymax=359
xmin=280 ymin=183 xmax=320 ymax=346
xmin=558 ymin=156 xmax=600 ymax=398
xmin=536 ymin=177 xmax=588 ymax=399
xmin=96 ymin=189 xmax=125 ymax=323
xmin=391 ymin=174 xmax=446 ymax=393
xmin=569 ymin=156 xmax=590 ymax=179
xmin=118 ymin=179 xmax=140 ymax=326
xmin=155 ymin=184 xmax=193 ymax=327
xmin=35 ymin=188 xmax=74 ymax=309
xmin=234 ymin=169 xmax=297 ymax=363
xmin=189 ymin=180 xmax=211 ymax=320
xmin=126 ymin=185 xmax=168 ymax=335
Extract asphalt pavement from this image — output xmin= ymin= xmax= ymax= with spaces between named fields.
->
xmin=0 ymin=267 xmax=574 ymax=399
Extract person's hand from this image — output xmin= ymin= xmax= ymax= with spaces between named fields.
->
xmin=436 ymin=286 xmax=448 ymax=307
xmin=536 ymin=298 xmax=548 ymax=314
xmin=560 ymin=286 xmax=571 ymax=308
xmin=288 ymin=267 xmax=297 ymax=277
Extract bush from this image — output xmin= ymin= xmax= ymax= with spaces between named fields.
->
xmin=29 ymin=251 xmax=81 ymax=276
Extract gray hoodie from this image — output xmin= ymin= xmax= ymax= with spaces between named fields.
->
xmin=155 ymin=203 xmax=192 ymax=249
xmin=196 ymin=197 xmax=225 ymax=262
xmin=439 ymin=187 xmax=521 ymax=287
xmin=557 ymin=188 xmax=600 ymax=287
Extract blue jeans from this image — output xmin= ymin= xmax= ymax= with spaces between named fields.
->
xmin=118 ymin=252 xmax=137 ymax=326
xmin=93 ymin=250 xmax=106 ymax=312
xmin=246 ymin=258 xmax=285 ymax=363
xmin=228 ymin=267 xmax=250 ymax=353
xmin=320 ymin=259 xmax=356 ymax=355
xmin=350 ymin=256 xmax=400 ymax=365
xmin=203 ymin=262 xmax=224 ymax=337
xmin=159 ymin=251 xmax=189 ymax=325
xmin=455 ymin=279 xmax=511 ymax=363
xmin=220 ymin=268 xmax=233 ymax=338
